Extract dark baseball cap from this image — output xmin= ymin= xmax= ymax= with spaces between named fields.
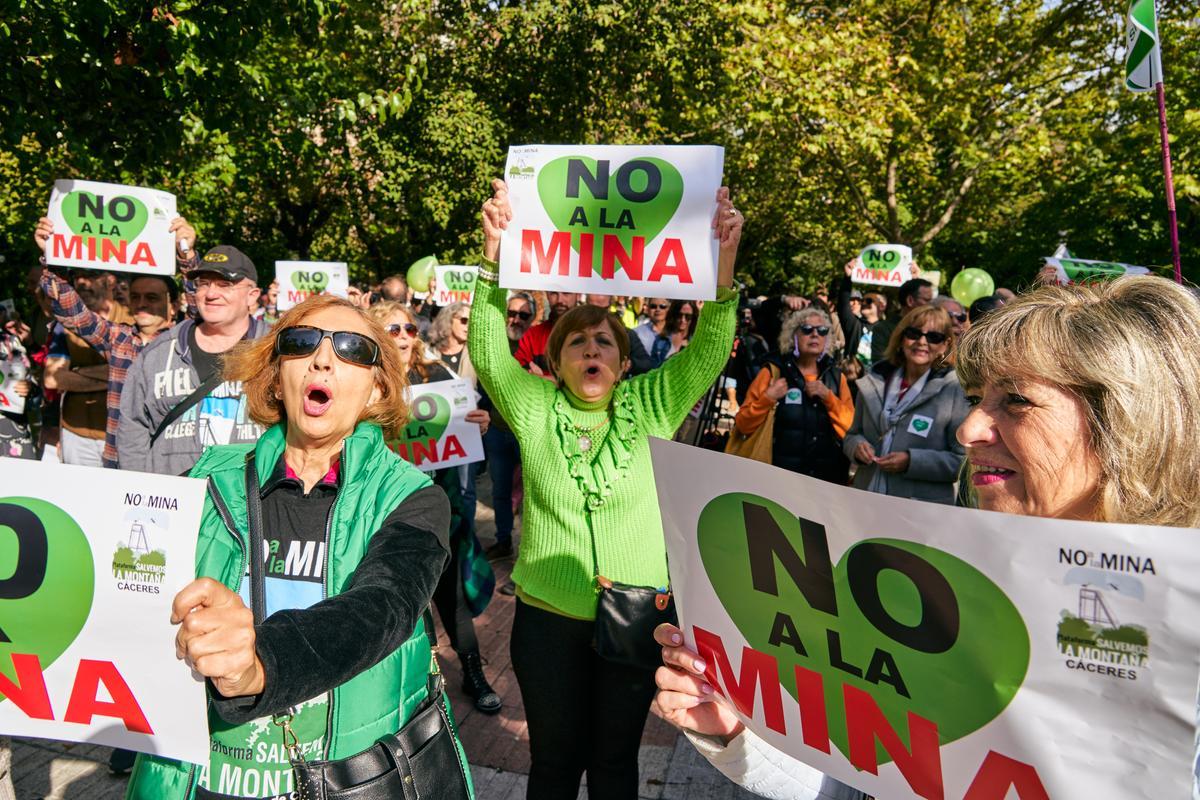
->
xmin=190 ymin=245 xmax=257 ymax=283
xmin=850 ymin=289 xmax=863 ymax=299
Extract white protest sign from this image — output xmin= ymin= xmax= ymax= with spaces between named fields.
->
xmin=0 ymin=460 xmax=209 ymax=764
xmin=1044 ymin=256 xmax=1152 ymax=285
xmin=651 ymin=438 xmax=1200 ymax=800
xmin=434 ymin=265 xmax=478 ymax=306
xmin=388 ymin=379 xmax=484 ymax=471
xmin=275 ymin=261 xmax=350 ymax=311
xmin=853 ymin=244 xmax=913 ymax=287
xmin=0 ymin=355 xmax=27 ymax=415
xmin=0 ymin=300 xmax=15 ymax=318
xmin=45 ymin=180 xmax=178 ymax=275
xmin=498 ymin=144 xmax=725 ymax=300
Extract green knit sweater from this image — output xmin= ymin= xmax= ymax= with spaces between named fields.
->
xmin=468 ymin=270 xmax=737 ymax=619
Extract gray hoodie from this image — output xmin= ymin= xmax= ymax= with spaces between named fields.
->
xmin=117 ymin=317 xmax=269 ymax=475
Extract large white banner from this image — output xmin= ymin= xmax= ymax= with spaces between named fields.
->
xmin=276 ymin=261 xmax=350 ymax=311
xmin=651 ymin=439 xmax=1200 ymax=800
xmin=45 ymin=180 xmax=178 ymax=275
xmin=498 ymin=144 xmax=725 ymax=300
xmin=0 ymin=461 xmax=209 ymax=764
xmin=1043 ymin=256 xmax=1152 ymax=286
xmin=388 ymin=379 xmax=484 ymax=471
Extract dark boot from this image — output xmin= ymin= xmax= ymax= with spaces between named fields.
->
xmin=460 ymin=651 xmax=502 ymax=714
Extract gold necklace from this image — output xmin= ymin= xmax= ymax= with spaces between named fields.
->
xmin=564 ymin=415 xmax=610 ymax=452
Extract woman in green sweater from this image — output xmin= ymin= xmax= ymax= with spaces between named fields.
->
xmin=471 ymin=178 xmax=742 ymax=800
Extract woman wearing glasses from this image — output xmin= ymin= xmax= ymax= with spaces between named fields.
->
xmin=129 ymin=295 xmax=470 ymax=800
xmin=734 ymin=308 xmax=854 ymax=484
xmin=843 ymin=304 xmax=969 ymax=504
xmin=368 ymin=300 xmax=502 ymax=714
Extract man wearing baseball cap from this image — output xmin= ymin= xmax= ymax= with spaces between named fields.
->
xmin=117 ymin=244 xmax=269 ymax=475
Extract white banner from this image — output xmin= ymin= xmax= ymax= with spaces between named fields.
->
xmin=45 ymin=180 xmax=178 ymax=275
xmin=498 ymin=144 xmax=724 ymax=300
xmin=276 ymin=261 xmax=350 ymax=311
xmin=651 ymin=439 xmax=1200 ymax=800
xmin=0 ymin=461 xmax=209 ymax=764
xmin=434 ymin=265 xmax=478 ymax=306
xmin=388 ymin=379 xmax=484 ymax=471
xmin=852 ymin=244 xmax=913 ymax=287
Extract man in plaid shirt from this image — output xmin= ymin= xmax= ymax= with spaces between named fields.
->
xmin=35 ymin=216 xmax=198 ymax=468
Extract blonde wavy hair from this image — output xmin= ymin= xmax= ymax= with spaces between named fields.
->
xmin=223 ymin=295 xmax=410 ymax=438
xmin=956 ymin=275 xmax=1200 ymax=528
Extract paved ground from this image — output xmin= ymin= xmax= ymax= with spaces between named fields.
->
xmin=11 ymin=472 xmax=754 ymax=800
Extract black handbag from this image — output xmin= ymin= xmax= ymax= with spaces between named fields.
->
xmin=585 ymin=516 xmax=677 ymax=672
xmin=241 ymin=453 xmax=471 ymax=800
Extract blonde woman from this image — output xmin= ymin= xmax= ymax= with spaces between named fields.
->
xmin=654 ymin=275 xmax=1200 ymax=799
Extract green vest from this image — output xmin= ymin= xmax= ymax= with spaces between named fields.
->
xmin=125 ymin=422 xmax=472 ymax=800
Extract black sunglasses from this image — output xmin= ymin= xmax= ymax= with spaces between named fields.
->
xmin=507 ymin=309 xmax=533 ymax=321
xmin=275 ymin=325 xmax=381 ymax=366
xmin=902 ymin=326 xmax=948 ymax=345
xmin=647 ymin=303 xmax=670 ymax=311
xmin=948 ymin=310 xmax=968 ymax=323
xmin=799 ymin=324 xmax=830 ymax=336
xmin=385 ymin=323 xmax=420 ymax=338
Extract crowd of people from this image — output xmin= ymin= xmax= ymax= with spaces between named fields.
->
xmin=0 ymin=179 xmax=1189 ymax=800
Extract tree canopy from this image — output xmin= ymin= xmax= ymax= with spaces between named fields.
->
xmin=0 ymin=0 xmax=1193 ymax=305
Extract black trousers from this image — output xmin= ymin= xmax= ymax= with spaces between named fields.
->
xmin=511 ymin=598 xmax=657 ymax=800
xmin=431 ymin=540 xmax=479 ymax=654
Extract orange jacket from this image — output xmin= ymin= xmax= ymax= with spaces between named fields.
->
xmin=735 ymin=363 xmax=854 ymax=438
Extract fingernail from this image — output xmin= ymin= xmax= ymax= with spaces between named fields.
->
xmin=671 ymin=633 xmax=682 ymax=645
xmin=700 ymin=682 xmax=714 ymax=695
xmin=693 ymin=658 xmax=706 ymax=672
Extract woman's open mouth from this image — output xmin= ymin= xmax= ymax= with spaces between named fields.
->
xmin=971 ymin=464 xmax=1016 ymax=486
xmin=304 ymin=383 xmax=334 ymax=416
xmin=584 ymin=364 xmax=602 ymax=379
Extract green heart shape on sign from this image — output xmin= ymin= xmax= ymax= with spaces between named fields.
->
xmin=293 ymin=271 xmax=329 ymax=293
xmin=1061 ymin=260 xmax=1124 ymax=283
xmin=537 ymin=156 xmax=684 ymax=275
xmin=61 ymin=192 xmax=149 ymax=243
xmin=398 ymin=392 xmax=452 ymax=446
xmin=912 ymin=419 xmax=929 ymax=432
xmin=0 ymin=497 xmax=95 ymax=689
xmin=696 ymin=492 xmax=1028 ymax=764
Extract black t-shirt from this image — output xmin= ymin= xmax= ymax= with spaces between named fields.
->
xmin=188 ymin=324 xmax=223 ymax=382
xmin=438 ymin=350 xmax=462 ymax=375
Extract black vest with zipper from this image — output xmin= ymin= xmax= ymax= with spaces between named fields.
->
xmin=770 ymin=355 xmax=850 ymax=483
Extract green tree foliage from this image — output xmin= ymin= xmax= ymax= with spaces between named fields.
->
xmin=0 ymin=0 xmax=1194 ymax=303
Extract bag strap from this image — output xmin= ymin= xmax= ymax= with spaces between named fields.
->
xmin=244 ymin=451 xmax=267 ymax=625
xmin=150 ymin=371 xmax=224 ymax=446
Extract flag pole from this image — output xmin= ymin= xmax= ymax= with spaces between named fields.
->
xmin=1154 ymin=81 xmax=1183 ymax=284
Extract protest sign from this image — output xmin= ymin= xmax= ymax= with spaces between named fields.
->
xmin=1044 ymin=256 xmax=1152 ymax=285
xmin=45 ymin=180 xmax=177 ymax=275
xmin=0 ymin=460 xmax=208 ymax=764
xmin=852 ymin=244 xmax=913 ymax=287
xmin=0 ymin=356 xmax=27 ymax=415
xmin=651 ymin=438 xmax=1200 ymax=800
xmin=498 ymin=144 xmax=725 ymax=300
xmin=0 ymin=300 xmax=14 ymax=318
xmin=276 ymin=261 xmax=350 ymax=311
xmin=388 ymin=379 xmax=484 ymax=471
xmin=434 ymin=265 xmax=478 ymax=306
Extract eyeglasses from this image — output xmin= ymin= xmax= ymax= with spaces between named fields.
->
xmin=454 ymin=316 xmax=470 ymax=325
xmin=385 ymin=323 xmax=419 ymax=338
xmin=647 ymin=303 xmax=670 ymax=311
xmin=860 ymin=298 xmax=874 ymax=307
xmin=948 ymin=311 xmax=968 ymax=323
xmin=507 ymin=309 xmax=533 ymax=321
xmin=799 ymin=324 xmax=830 ymax=336
xmin=902 ymin=327 xmax=948 ymax=345
xmin=274 ymin=325 xmax=381 ymax=366
xmin=678 ymin=312 xmax=695 ymax=320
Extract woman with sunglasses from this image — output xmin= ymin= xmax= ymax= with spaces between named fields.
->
xmin=734 ymin=308 xmax=853 ymax=483
xmin=842 ymin=304 xmax=969 ymax=504
xmin=367 ymin=300 xmax=502 ymax=714
xmin=473 ymin=179 xmax=742 ymax=800
xmin=128 ymin=295 xmax=470 ymax=800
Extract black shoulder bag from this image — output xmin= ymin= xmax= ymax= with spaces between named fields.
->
xmin=242 ymin=453 xmax=470 ymax=800
xmin=585 ymin=514 xmax=677 ymax=672
xmin=149 ymin=372 xmax=225 ymax=446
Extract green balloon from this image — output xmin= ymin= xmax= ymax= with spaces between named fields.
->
xmin=407 ymin=256 xmax=438 ymax=293
xmin=951 ymin=268 xmax=995 ymax=307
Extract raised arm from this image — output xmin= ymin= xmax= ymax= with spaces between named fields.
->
xmin=37 ymin=267 xmax=117 ymax=354
xmin=627 ymin=187 xmax=742 ymax=431
xmin=469 ymin=179 xmax=555 ymax=432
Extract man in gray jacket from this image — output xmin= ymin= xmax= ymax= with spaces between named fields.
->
xmin=117 ymin=245 xmax=268 ymax=475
